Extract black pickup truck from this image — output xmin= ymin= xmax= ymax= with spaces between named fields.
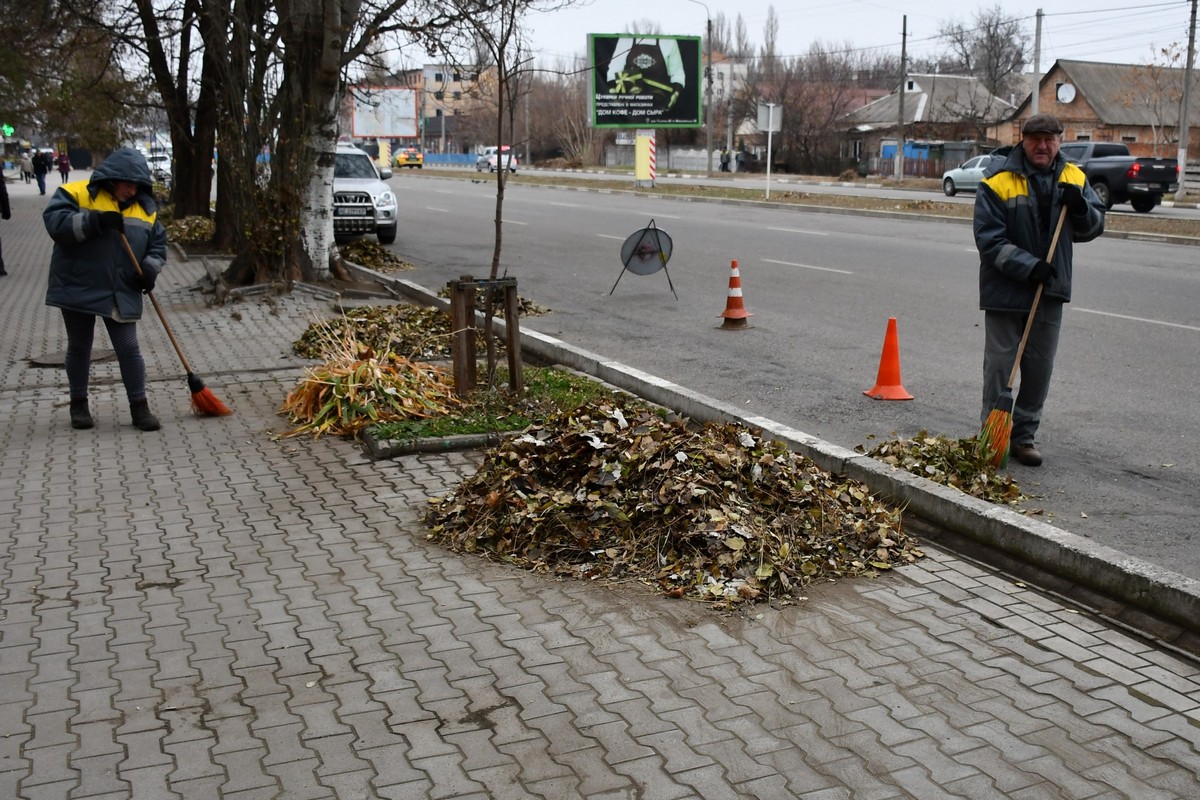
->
xmin=1058 ymin=142 xmax=1178 ymax=213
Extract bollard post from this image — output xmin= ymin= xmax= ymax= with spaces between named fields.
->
xmin=448 ymin=275 xmax=477 ymax=396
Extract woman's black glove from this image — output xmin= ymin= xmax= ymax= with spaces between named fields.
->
xmin=139 ymin=268 xmax=158 ymax=294
xmin=1060 ymin=183 xmax=1089 ymax=216
xmin=98 ymin=211 xmax=124 ymax=232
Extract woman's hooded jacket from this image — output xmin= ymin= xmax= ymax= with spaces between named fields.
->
xmin=44 ymin=148 xmax=167 ymax=321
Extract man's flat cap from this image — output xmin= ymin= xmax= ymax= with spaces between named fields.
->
xmin=1022 ymin=113 xmax=1064 ymax=135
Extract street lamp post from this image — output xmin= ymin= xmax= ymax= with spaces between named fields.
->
xmin=685 ymin=0 xmax=714 ymax=177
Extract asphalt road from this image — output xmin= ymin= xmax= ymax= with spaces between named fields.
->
xmin=386 ymin=172 xmax=1200 ymax=581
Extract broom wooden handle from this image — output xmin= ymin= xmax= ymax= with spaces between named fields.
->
xmin=1005 ymin=206 xmax=1068 ymax=389
xmin=119 ymin=232 xmax=196 ymax=375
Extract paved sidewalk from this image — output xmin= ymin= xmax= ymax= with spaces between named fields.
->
xmin=2 ymin=174 xmax=1200 ymax=799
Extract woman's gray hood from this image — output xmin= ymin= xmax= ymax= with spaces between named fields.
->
xmin=87 ymin=148 xmax=157 ymax=206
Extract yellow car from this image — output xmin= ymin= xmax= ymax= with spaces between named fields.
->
xmin=394 ymin=147 xmax=423 ymax=169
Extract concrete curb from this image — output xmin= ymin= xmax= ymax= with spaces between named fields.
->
xmin=346 ymin=263 xmax=1200 ymax=638
xmin=362 ymin=430 xmax=508 ymax=459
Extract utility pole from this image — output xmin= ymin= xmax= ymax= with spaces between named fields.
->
xmin=705 ymin=16 xmax=714 ymax=177
xmin=419 ymin=88 xmax=426 ymax=155
xmin=1176 ymin=0 xmax=1197 ymax=201
xmin=685 ymin=0 xmax=715 ymax=177
xmin=895 ymin=15 xmax=907 ymax=183
xmin=524 ymin=73 xmax=531 ymax=167
xmin=1031 ymin=9 xmax=1043 ymax=116
xmin=726 ymin=76 xmax=734 ymax=155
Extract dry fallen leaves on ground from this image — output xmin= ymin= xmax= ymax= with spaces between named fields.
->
xmin=862 ymin=431 xmax=1024 ymax=505
xmin=427 ymin=399 xmax=923 ymax=607
xmin=435 ymin=286 xmax=552 ymax=317
xmin=294 ymin=305 xmax=472 ymax=361
xmin=281 ymin=329 xmax=460 ymax=438
xmin=341 ymin=240 xmax=415 ymax=273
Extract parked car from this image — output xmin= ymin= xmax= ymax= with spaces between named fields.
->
xmin=1059 ymin=141 xmax=1178 ymax=213
xmin=941 ymin=155 xmax=993 ymax=196
xmin=145 ymin=152 xmax=172 ymax=186
xmin=475 ymin=146 xmax=517 ymax=173
xmin=333 ymin=143 xmax=397 ymax=244
xmin=394 ymin=147 xmax=423 ymax=169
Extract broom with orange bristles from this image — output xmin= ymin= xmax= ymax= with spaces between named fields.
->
xmin=980 ymin=206 xmax=1067 ymax=467
xmin=119 ymin=232 xmax=233 ymax=417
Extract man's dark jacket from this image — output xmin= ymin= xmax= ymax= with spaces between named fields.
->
xmin=974 ymin=145 xmax=1105 ymax=312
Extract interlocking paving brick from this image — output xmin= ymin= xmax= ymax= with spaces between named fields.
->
xmin=5 ymin=213 xmax=1200 ymax=799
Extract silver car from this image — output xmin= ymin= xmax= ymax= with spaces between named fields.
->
xmin=941 ymin=155 xmax=992 ymax=196
xmin=474 ymin=146 xmax=518 ymax=173
xmin=333 ymin=144 xmax=397 ymax=244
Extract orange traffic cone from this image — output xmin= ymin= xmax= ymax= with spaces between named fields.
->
xmin=717 ymin=260 xmax=753 ymax=330
xmin=863 ymin=317 xmax=913 ymax=400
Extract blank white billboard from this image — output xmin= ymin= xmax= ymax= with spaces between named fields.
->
xmin=350 ymin=87 xmax=418 ymax=138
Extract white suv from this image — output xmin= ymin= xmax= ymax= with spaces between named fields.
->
xmin=333 ymin=144 xmax=397 ymax=244
xmin=475 ymin=146 xmax=518 ymax=173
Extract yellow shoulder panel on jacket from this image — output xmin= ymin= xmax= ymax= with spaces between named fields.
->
xmin=63 ymin=182 xmax=157 ymax=225
xmin=981 ymin=170 xmax=1028 ymax=201
xmin=1060 ymin=162 xmax=1086 ymax=187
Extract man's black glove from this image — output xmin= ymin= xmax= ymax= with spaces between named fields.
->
xmin=1060 ymin=183 xmax=1089 ymax=216
xmin=1029 ymin=260 xmax=1055 ymax=285
xmin=98 ymin=211 xmax=124 ymax=232
xmin=138 ymin=268 xmax=157 ymax=295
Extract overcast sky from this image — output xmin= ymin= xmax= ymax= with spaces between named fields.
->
xmin=523 ymin=0 xmax=1195 ymax=72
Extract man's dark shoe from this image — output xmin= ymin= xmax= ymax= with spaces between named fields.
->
xmin=1011 ymin=443 xmax=1042 ymax=467
xmin=70 ymin=399 xmax=94 ymax=430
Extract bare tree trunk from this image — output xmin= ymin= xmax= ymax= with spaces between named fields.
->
xmin=132 ymin=0 xmax=219 ymax=220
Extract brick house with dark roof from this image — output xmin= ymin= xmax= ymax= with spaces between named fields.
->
xmin=841 ymin=74 xmax=1015 ymax=176
xmin=994 ymin=59 xmax=1200 ymax=159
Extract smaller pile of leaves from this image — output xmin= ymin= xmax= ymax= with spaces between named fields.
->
xmin=435 ymin=286 xmax=552 ymax=317
xmin=341 ymin=240 xmax=414 ymax=273
xmin=427 ymin=400 xmax=923 ymax=606
xmin=899 ymin=199 xmax=949 ymax=212
xmin=166 ymin=216 xmax=216 ymax=246
xmin=862 ymin=431 xmax=1024 ymax=505
xmin=293 ymin=305 xmax=484 ymax=361
xmin=280 ymin=340 xmax=459 ymax=438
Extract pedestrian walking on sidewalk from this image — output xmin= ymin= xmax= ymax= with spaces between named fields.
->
xmin=0 ymin=176 xmax=10 ymax=275
xmin=57 ymin=151 xmax=71 ymax=183
xmin=44 ymin=148 xmax=167 ymax=431
xmin=20 ymin=152 xmax=34 ymax=184
xmin=974 ymin=113 xmax=1106 ymax=467
xmin=33 ymin=151 xmax=50 ymax=195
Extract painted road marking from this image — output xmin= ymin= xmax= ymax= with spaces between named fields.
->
xmin=1075 ymin=307 xmax=1200 ymax=332
xmin=762 ymin=258 xmax=853 ymax=275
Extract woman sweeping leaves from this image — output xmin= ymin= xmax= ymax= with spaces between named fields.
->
xmin=44 ymin=148 xmax=167 ymax=432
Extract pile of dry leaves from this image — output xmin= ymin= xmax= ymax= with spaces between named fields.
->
xmin=435 ymin=286 xmax=553 ymax=318
xmin=294 ymin=305 xmax=469 ymax=361
xmin=282 ymin=324 xmax=460 ymax=437
xmin=862 ymin=431 xmax=1024 ymax=505
xmin=427 ymin=399 xmax=923 ymax=607
xmin=341 ymin=240 xmax=415 ymax=273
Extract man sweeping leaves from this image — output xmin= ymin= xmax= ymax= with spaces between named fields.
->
xmin=974 ymin=114 xmax=1105 ymax=467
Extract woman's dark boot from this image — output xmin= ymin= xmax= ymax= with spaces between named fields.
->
xmin=70 ymin=398 xmax=94 ymax=430
xmin=129 ymin=399 xmax=161 ymax=431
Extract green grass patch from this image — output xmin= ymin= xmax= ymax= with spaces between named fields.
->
xmin=369 ymin=366 xmax=626 ymax=440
